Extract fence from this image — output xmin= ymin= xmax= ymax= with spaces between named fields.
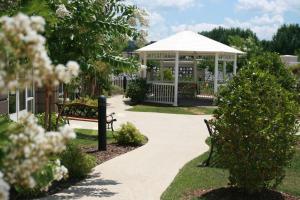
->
xmin=196 ymin=81 xmax=214 ymax=98
xmin=111 ymin=76 xmax=133 ymax=90
xmin=146 ymin=82 xmax=175 ymax=105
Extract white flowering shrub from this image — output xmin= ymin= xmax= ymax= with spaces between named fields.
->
xmin=3 ymin=114 xmax=75 ymax=189
xmin=56 ymin=4 xmax=71 ymax=18
xmin=0 ymin=172 xmax=9 ymax=200
xmin=0 ymin=13 xmax=79 ymax=91
xmin=0 ymin=13 xmax=79 ymax=199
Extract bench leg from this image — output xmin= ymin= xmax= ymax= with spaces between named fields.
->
xmin=111 ymin=122 xmax=114 ymax=132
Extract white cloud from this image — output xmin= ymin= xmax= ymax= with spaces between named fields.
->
xmin=224 ymin=15 xmax=282 ymax=39
xmin=236 ymin=0 xmax=300 ymax=14
xmin=147 ymin=12 xmax=169 ymax=41
xmin=126 ymin=0 xmax=200 ymax=9
xmin=149 ymin=12 xmax=165 ymax=26
xmin=169 ymin=14 xmax=284 ymax=40
xmin=233 ymin=0 xmax=300 ymax=39
xmin=171 ymin=23 xmax=226 ymax=33
xmin=249 ymin=14 xmax=284 ymax=25
xmin=126 ymin=0 xmax=299 ymax=42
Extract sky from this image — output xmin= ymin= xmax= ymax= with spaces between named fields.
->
xmin=126 ymin=0 xmax=300 ymax=41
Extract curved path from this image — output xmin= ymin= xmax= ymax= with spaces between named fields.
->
xmin=47 ymin=96 xmax=210 ymax=200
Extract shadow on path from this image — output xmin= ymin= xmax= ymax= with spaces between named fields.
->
xmin=46 ymin=173 xmax=120 ymax=199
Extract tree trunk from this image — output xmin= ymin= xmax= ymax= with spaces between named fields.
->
xmin=48 ymin=91 xmax=52 ymax=131
xmin=44 ymin=88 xmax=50 ymax=130
xmin=56 ymin=84 xmax=67 ymax=130
xmin=91 ymin=76 xmax=96 ymax=98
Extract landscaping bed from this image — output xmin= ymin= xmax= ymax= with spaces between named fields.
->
xmin=183 ymin=187 xmax=299 ymax=200
xmin=82 ymin=144 xmax=138 ymax=165
xmin=161 ymin=137 xmax=300 ymax=200
xmin=13 ymin=127 xmax=146 ymax=199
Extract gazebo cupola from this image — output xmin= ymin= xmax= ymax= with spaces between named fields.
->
xmin=136 ymin=31 xmax=244 ymax=106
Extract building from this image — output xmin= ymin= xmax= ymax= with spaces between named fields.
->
xmin=0 ymin=85 xmax=62 ymax=121
xmin=136 ymin=31 xmax=244 ymax=106
xmin=280 ymin=55 xmax=299 ymax=66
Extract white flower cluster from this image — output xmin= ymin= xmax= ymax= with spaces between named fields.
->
xmin=56 ymin=4 xmax=71 ymax=18
xmin=55 ymin=61 xmax=79 ymax=84
xmin=53 ymin=160 xmax=68 ymax=181
xmin=128 ymin=8 xmax=149 ymax=27
xmin=0 ymin=172 xmax=9 ymax=200
xmin=0 ymin=13 xmax=79 ymax=91
xmin=40 ymin=159 xmax=68 ymax=191
xmin=3 ymin=113 xmax=75 ymax=189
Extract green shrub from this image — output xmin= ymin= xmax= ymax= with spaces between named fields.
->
xmin=13 ymin=160 xmax=64 ymax=198
xmin=36 ymin=112 xmax=65 ymax=130
xmin=126 ymin=78 xmax=149 ymax=103
xmin=108 ymin=85 xmax=124 ymax=96
xmin=212 ymin=67 xmax=299 ymax=193
xmin=249 ymin=52 xmax=297 ymax=92
xmin=63 ymin=103 xmax=98 ymax=119
xmin=115 ymin=122 xmax=145 ymax=146
xmin=71 ymin=97 xmax=98 ymax=107
xmin=60 ymin=143 xmax=96 ymax=179
xmin=163 ymin=69 xmax=173 ymax=81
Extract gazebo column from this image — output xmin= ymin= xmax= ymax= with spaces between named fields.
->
xmin=223 ymin=61 xmax=227 ymax=81
xmin=233 ymin=54 xmax=237 ymax=75
xmin=193 ymin=54 xmax=197 ymax=82
xmin=160 ymin=60 xmax=164 ymax=81
xmin=143 ymin=53 xmax=147 ymax=66
xmin=143 ymin=53 xmax=148 ymax=79
xmin=214 ymin=53 xmax=219 ymax=94
xmin=174 ymin=52 xmax=179 ymax=106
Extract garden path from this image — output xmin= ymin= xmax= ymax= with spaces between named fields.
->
xmin=46 ymin=95 xmax=211 ymax=200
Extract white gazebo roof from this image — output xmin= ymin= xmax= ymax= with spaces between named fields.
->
xmin=136 ymin=31 xmax=244 ymax=54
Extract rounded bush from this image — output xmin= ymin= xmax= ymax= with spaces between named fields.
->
xmin=126 ymin=78 xmax=149 ymax=103
xmin=115 ymin=122 xmax=146 ymax=146
xmin=212 ymin=67 xmax=299 ymax=192
xmin=60 ymin=143 xmax=96 ymax=179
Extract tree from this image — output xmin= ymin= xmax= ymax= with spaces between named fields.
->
xmin=0 ymin=13 xmax=78 ymax=199
xmin=200 ymin=27 xmax=259 ymax=45
xmin=0 ymin=0 xmax=21 ymax=14
xmin=229 ymin=35 xmax=263 ymax=67
xmin=212 ymin=66 xmax=299 ymax=193
xmin=248 ymin=52 xmax=297 ymax=94
xmin=1 ymin=0 xmax=148 ymax=127
xmin=272 ymin=24 xmax=300 ymax=55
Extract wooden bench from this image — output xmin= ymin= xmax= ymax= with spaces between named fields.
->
xmin=201 ymin=119 xmax=216 ymax=167
xmin=56 ymin=103 xmax=117 ymax=131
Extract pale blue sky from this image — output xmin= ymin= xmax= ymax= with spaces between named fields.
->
xmin=127 ymin=0 xmax=300 ymax=41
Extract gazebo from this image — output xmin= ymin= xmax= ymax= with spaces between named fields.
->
xmin=136 ymin=31 xmax=244 ymax=106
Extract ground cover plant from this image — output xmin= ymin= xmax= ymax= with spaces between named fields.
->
xmin=127 ymin=105 xmax=215 ymax=115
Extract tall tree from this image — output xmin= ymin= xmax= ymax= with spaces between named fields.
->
xmin=1 ymin=0 xmax=147 ymax=128
xmin=272 ymin=24 xmax=300 ymax=55
xmin=200 ymin=27 xmax=259 ymax=45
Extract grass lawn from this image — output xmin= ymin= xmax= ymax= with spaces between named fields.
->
xmin=161 ymin=137 xmax=300 ymax=200
xmin=127 ymin=105 xmax=216 ymax=115
xmin=73 ymin=129 xmax=116 ymax=147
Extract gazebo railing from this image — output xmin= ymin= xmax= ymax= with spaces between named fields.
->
xmin=196 ymin=81 xmax=214 ymax=98
xmin=146 ymin=82 xmax=175 ymax=104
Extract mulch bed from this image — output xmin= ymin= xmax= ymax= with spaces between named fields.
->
xmin=183 ymin=187 xmax=299 ymax=200
xmin=82 ymin=143 xmax=139 ymax=165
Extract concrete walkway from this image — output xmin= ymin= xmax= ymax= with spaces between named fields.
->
xmin=47 ymin=96 xmax=211 ymax=200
